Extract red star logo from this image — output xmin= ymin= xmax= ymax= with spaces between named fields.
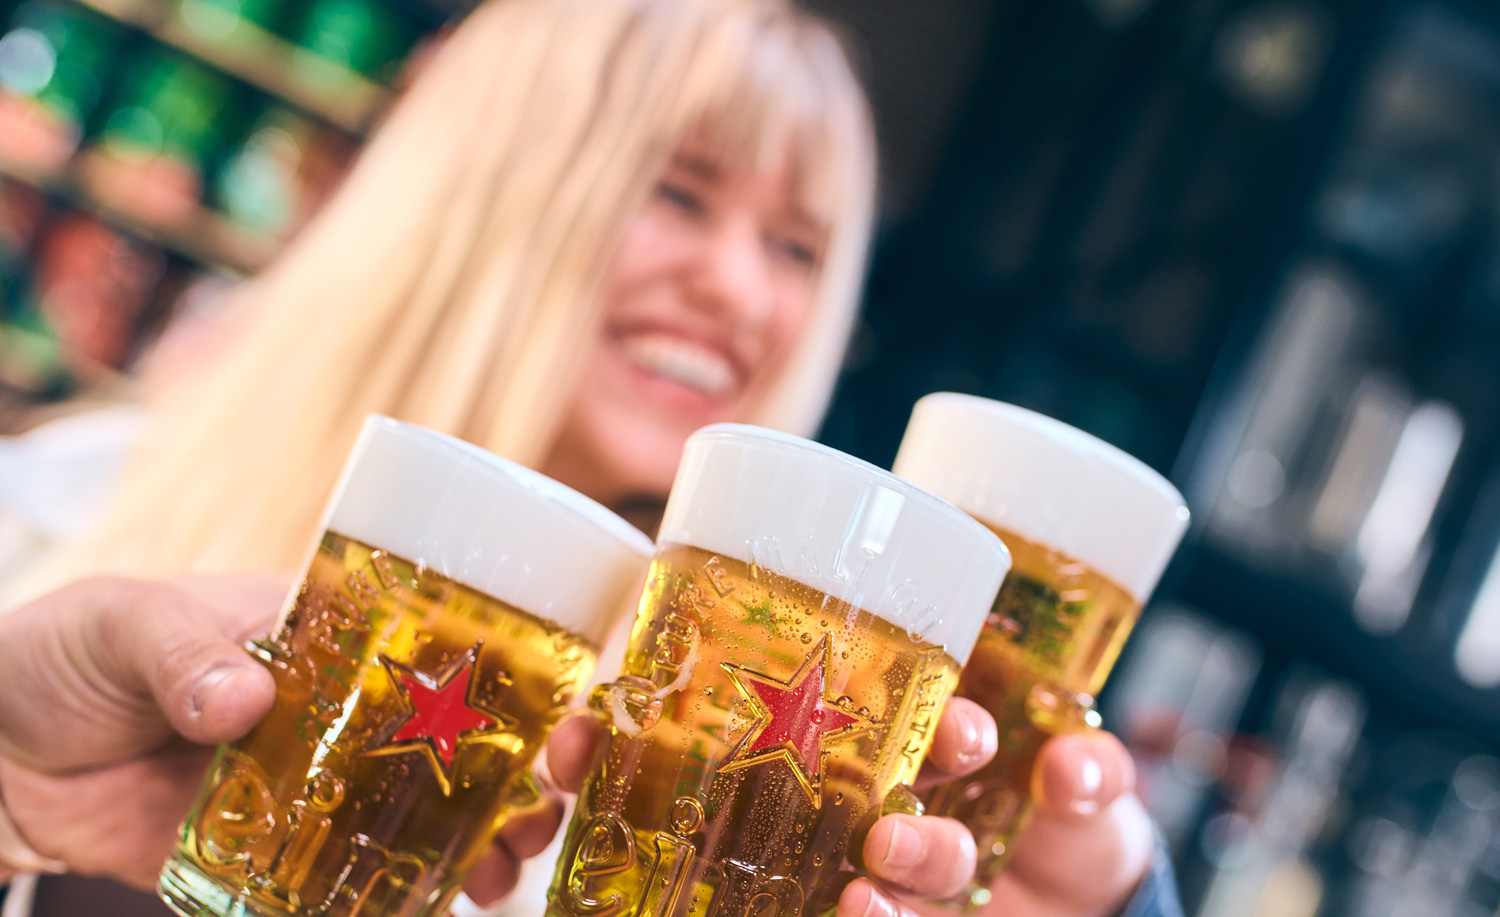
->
xmin=366 ymin=643 xmax=515 ymax=795
xmin=721 ymin=635 xmax=876 ymax=805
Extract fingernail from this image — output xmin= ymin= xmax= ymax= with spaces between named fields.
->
xmin=883 ymin=818 xmax=924 ymax=869
xmin=954 ymin=706 xmax=982 ymax=765
xmin=1081 ymin=757 xmax=1102 ymax=792
xmin=191 ymin=666 xmax=239 ymax=716
xmin=860 ymin=888 xmax=899 ymax=917
xmin=1071 ymin=752 xmax=1104 ymax=816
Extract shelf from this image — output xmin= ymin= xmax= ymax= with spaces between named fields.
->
xmin=0 ymin=153 xmax=278 ymax=274
xmin=1173 ymin=546 xmax=1500 ymax=749
xmin=72 ymin=0 xmax=390 ymax=134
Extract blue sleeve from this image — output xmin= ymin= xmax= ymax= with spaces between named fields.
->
xmin=1118 ymin=830 xmax=1184 ymax=917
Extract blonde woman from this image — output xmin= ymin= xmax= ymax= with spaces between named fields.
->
xmin=0 ymin=1 xmax=1171 ymax=916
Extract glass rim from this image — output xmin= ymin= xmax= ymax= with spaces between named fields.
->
xmin=688 ymin=423 xmax=1006 ymax=546
xmin=360 ymin=415 xmax=655 ymax=559
xmin=908 ymin=394 xmax=1187 ymax=511
xmin=894 ymin=394 xmax=1190 ymax=602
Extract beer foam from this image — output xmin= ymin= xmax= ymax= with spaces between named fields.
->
xmin=322 ymin=416 xmax=654 ymax=644
xmin=657 ymin=425 xmax=1011 ymax=664
xmin=892 ymin=394 xmax=1189 ymax=602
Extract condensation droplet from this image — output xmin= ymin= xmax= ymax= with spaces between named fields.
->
xmin=813 ymin=853 xmax=824 ymax=866
xmin=800 ymin=633 xmax=813 ymax=644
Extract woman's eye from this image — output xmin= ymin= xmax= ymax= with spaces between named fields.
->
xmin=656 ymin=182 xmax=704 ymax=215
xmin=768 ymin=235 xmax=820 ymax=269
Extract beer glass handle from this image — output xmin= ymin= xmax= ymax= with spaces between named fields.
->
xmin=881 ymin=784 xmax=925 ymax=818
xmin=1026 ymin=684 xmax=1104 ymax=734
xmin=508 ymin=772 xmax=543 ymax=810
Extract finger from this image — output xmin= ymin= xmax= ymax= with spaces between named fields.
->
xmin=0 ymin=740 xmax=214 ymax=888
xmin=541 ymin=712 xmax=605 ymax=794
xmin=994 ymin=795 xmax=1154 ymax=915
xmin=174 ymin=572 xmax=294 ymax=639
xmin=462 ymin=845 xmax=522 ymax=906
xmin=1031 ymin=731 xmax=1134 ymax=821
xmin=862 ymin=814 xmax=976 ymax=900
xmin=995 ymin=732 xmax=1152 ymax=912
xmin=0 ymin=577 xmax=278 ymax=769
xmin=915 ymin=698 xmax=996 ymax=789
xmin=495 ymin=792 xmax=565 ymax=860
xmin=838 ymin=878 xmax=912 ymax=917
xmin=93 ymin=578 xmax=279 ymax=749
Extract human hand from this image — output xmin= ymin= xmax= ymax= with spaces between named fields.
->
xmin=894 ymin=731 xmax=1153 ymax=917
xmin=521 ymin=697 xmax=1001 ymax=917
xmin=0 ymin=574 xmax=594 ymax=903
xmin=836 ymin=697 xmax=997 ymax=917
xmin=0 ymin=574 xmax=286 ymax=888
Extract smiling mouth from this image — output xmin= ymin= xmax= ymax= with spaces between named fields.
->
xmin=620 ymin=333 xmax=739 ymax=399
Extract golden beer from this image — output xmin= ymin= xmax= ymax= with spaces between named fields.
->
xmin=162 ymin=532 xmax=597 ymax=916
xmin=893 ymin=393 xmax=1188 ymax=911
xmin=545 ymin=425 xmax=1011 ymax=917
xmin=549 ymin=545 xmax=960 ymax=917
xmin=159 ymin=417 xmax=653 ymax=917
xmin=923 ymin=526 xmax=1139 ymax=892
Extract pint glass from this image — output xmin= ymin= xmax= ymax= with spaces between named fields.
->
xmin=893 ymin=394 xmax=1189 ymax=910
xmin=159 ymin=416 xmax=654 ymax=917
xmin=544 ymin=424 xmax=1011 ymax=917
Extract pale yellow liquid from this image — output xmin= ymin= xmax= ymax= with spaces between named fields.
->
xmin=163 ymin=532 xmax=598 ymax=917
xmin=923 ymin=526 xmax=1139 ymax=908
xmin=546 ymin=544 xmax=961 ymax=917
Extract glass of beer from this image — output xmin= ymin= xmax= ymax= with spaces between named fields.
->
xmin=893 ymin=393 xmax=1189 ymax=910
xmin=158 ymin=416 xmax=654 ymax=917
xmin=544 ymin=424 xmax=1011 ymax=917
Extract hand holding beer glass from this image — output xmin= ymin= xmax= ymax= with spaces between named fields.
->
xmin=894 ymin=394 xmax=1189 ymax=911
xmin=545 ymin=425 xmax=1012 ymax=917
xmin=159 ymin=417 xmax=654 ymax=917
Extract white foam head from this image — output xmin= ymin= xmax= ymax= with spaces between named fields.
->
xmin=321 ymin=416 xmax=654 ymax=644
xmin=892 ymin=394 xmax=1189 ymax=602
xmin=657 ymin=424 xmax=1011 ymax=664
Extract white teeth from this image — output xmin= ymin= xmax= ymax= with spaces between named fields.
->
xmin=621 ymin=334 xmax=737 ymax=398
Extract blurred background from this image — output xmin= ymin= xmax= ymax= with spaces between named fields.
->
xmin=2 ymin=0 xmax=1499 ymax=914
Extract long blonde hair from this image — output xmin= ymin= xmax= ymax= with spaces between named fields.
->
xmin=33 ymin=0 xmax=875 ymax=587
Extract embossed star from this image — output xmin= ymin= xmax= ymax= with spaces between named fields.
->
xmin=720 ymin=635 xmax=875 ymax=806
xmin=366 ymin=643 xmax=515 ymax=795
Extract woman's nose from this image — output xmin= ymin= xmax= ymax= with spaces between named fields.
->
xmin=687 ymin=218 xmax=774 ymax=326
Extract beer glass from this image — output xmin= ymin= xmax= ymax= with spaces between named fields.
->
xmin=159 ymin=416 xmax=654 ymax=917
xmin=893 ymin=394 xmax=1189 ymax=910
xmin=544 ymin=424 xmax=1012 ymax=917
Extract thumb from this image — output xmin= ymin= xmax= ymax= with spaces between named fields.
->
xmin=0 ymin=576 xmax=278 ymax=771
xmin=993 ymin=731 xmax=1153 ymax=916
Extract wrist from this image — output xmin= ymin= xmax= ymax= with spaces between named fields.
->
xmin=0 ymin=758 xmax=66 ymax=875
